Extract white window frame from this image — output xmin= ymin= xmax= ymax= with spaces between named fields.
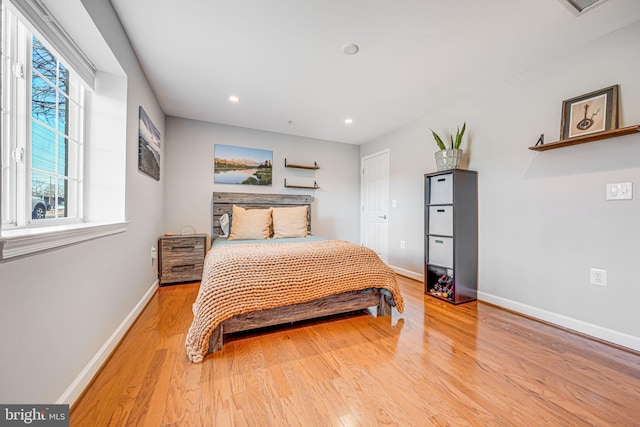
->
xmin=2 ymin=7 xmax=83 ymax=227
xmin=0 ymin=2 xmax=127 ymax=260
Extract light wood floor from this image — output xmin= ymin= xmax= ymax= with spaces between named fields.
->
xmin=71 ymin=276 xmax=640 ymax=426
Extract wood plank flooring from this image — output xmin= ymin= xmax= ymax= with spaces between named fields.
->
xmin=71 ymin=276 xmax=640 ymax=426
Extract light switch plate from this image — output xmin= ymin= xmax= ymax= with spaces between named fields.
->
xmin=606 ymin=182 xmax=632 ymax=200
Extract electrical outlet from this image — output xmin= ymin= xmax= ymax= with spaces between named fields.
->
xmin=590 ymin=268 xmax=607 ymax=286
xmin=400 ymin=240 xmax=405 ymax=249
xmin=151 ymin=246 xmax=157 ymax=264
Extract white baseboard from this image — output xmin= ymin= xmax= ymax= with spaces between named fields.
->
xmin=390 ymin=265 xmax=423 ymax=282
xmin=381 ymin=270 xmax=638 ymax=352
xmin=478 ymin=291 xmax=640 ymax=353
xmin=57 ymin=280 xmax=159 ymax=406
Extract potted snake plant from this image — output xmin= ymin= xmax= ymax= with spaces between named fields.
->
xmin=430 ymin=122 xmax=466 ymax=171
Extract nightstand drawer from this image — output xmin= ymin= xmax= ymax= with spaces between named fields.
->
xmin=160 ymin=263 xmax=204 ymax=284
xmin=160 ymin=237 xmax=204 ymax=256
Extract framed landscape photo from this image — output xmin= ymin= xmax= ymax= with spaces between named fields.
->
xmin=214 ymin=144 xmax=273 ymax=186
xmin=560 ymin=85 xmax=618 ymax=140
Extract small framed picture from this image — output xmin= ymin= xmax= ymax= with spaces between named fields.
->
xmin=560 ymin=85 xmax=619 ymax=140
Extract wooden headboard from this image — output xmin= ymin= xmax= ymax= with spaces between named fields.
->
xmin=211 ymin=192 xmax=313 ymax=238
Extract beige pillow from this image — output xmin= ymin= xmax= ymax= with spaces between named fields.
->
xmin=228 ymin=205 xmax=273 ymax=240
xmin=272 ymin=206 xmax=308 ymax=238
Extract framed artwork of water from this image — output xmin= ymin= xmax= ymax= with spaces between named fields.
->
xmin=214 ymin=144 xmax=273 ymax=186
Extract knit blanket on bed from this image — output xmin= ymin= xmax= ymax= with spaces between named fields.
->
xmin=185 ymin=239 xmax=404 ymax=363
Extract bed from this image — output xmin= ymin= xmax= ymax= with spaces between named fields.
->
xmin=185 ymin=192 xmax=404 ymax=363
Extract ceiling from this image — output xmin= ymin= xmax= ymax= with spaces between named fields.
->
xmin=109 ymin=0 xmax=640 ymax=144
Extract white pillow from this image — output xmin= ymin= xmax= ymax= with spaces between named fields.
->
xmin=219 ymin=213 xmax=230 ymax=237
xmin=272 ymin=206 xmax=308 ymax=238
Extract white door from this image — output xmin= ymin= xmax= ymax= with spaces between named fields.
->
xmin=361 ymin=149 xmax=389 ymax=263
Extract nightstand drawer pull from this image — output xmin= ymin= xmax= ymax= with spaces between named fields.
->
xmin=172 ymin=264 xmax=195 ymax=271
xmin=172 ymin=245 xmax=195 ymax=250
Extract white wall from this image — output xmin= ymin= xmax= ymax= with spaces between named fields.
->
xmin=0 ymin=0 xmax=164 ymax=403
xmin=361 ymin=21 xmax=640 ymax=349
xmin=163 ymin=117 xmax=361 ymax=243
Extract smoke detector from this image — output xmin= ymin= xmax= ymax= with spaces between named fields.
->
xmin=558 ymin=0 xmax=610 ymax=15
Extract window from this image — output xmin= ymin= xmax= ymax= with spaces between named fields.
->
xmin=1 ymin=1 xmax=128 ymax=260
xmin=2 ymin=5 xmax=85 ymax=227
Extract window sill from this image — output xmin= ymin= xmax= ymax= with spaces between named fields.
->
xmin=0 ymin=221 xmax=129 ymax=260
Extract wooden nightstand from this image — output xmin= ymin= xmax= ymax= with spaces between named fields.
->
xmin=158 ymin=234 xmax=207 ymax=285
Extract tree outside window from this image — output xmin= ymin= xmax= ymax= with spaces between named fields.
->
xmin=30 ymin=37 xmax=70 ymax=219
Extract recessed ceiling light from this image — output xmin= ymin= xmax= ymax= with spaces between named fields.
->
xmin=345 ymin=118 xmax=353 ymax=124
xmin=342 ymin=43 xmax=359 ymax=55
xmin=229 ymin=95 xmax=239 ymax=103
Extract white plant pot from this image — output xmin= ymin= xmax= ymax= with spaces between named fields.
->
xmin=434 ymin=149 xmax=463 ymax=171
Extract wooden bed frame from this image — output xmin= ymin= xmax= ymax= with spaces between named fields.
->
xmin=207 ymin=191 xmax=393 ymax=353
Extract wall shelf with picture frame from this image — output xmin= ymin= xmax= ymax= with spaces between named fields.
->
xmin=529 ymin=84 xmax=640 ymax=151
